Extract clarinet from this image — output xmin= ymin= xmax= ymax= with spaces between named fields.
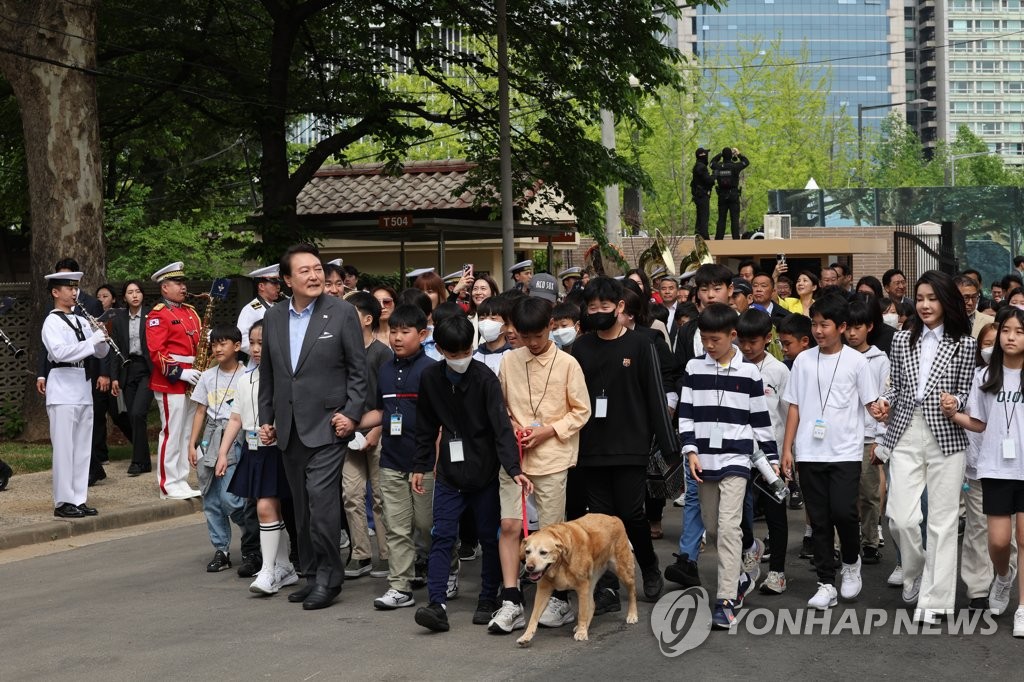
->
xmin=76 ymin=297 xmax=130 ymax=367
xmin=0 ymin=327 xmax=24 ymax=358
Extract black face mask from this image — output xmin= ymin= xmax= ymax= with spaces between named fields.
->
xmin=585 ymin=311 xmax=617 ymax=332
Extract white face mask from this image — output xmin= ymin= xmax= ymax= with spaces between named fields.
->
xmin=445 ymin=355 xmax=472 ymax=374
xmin=478 ymin=319 xmax=503 ymax=343
xmin=882 ymin=313 xmax=899 ymax=329
xmin=551 ymin=327 xmax=577 ymax=348
xmin=981 ymin=347 xmax=994 ymax=365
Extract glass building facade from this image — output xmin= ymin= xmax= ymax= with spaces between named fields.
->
xmin=673 ymin=0 xmax=905 ymax=129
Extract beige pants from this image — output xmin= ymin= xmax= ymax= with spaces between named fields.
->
xmin=859 ymin=443 xmax=882 ymax=547
xmin=342 ymin=442 xmax=388 ymax=561
xmin=499 ymin=468 xmax=567 ymax=527
xmin=698 ymin=476 xmax=746 ymax=602
xmin=379 ymin=467 xmax=434 ymax=592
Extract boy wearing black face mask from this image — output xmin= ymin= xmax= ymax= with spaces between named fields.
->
xmin=570 ymin=276 xmax=680 ymax=614
xmin=411 ymin=315 xmax=533 ymax=633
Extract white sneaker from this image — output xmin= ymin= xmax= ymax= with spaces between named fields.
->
xmin=538 ymin=596 xmax=576 ymax=627
xmin=989 ymin=565 xmax=1017 ymax=616
xmin=339 ymin=530 xmax=351 ymax=550
xmin=840 ymin=556 xmax=862 ymax=600
xmin=672 ymin=492 xmax=686 ymax=507
xmin=759 ymin=571 xmax=787 ymax=595
xmin=249 ymin=569 xmax=279 ymax=595
xmin=902 ymin=575 xmax=922 ymax=604
xmin=487 ymin=600 xmax=525 ymax=633
xmin=887 ymin=564 xmax=904 ymax=587
xmin=1014 ymin=607 xmax=1024 ymax=637
xmin=742 ymin=538 xmax=763 ymax=584
xmin=374 ymin=588 xmax=415 ymax=610
xmin=807 ymin=582 xmax=838 ymax=610
xmin=446 ymin=571 xmax=459 ymax=599
xmin=274 ymin=563 xmax=299 ymax=588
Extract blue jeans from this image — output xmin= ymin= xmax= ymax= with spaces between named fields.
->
xmin=429 ymin=478 xmax=502 ymax=605
xmin=203 ymin=462 xmax=247 ymax=552
xmin=679 ymin=465 xmax=705 ymax=559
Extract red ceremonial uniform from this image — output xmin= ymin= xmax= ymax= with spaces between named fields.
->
xmin=146 ymin=301 xmax=200 ymax=393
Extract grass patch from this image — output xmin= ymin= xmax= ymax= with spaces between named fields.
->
xmin=0 ymin=442 xmax=134 ymax=475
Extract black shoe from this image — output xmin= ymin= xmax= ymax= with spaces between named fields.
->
xmin=53 ymin=502 xmax=84 ymax=518
xmin=642 ymin=564 xmax=664 ymax=601
xmin=126 ymin=463 xmax=151 ymax=476
xmin=411 ymin=559 xmax=427 ymax=589
xmin=593 ymin=588 xmax=621 ymax=616
xmin=473 ymin=598 xmax=498 ymax=625
xmin=788 ymin=486 xmax=804 ymax=510
xmin=288 ymin=582 xmax=317 ymax=603
xmin=0 ymin=458 xmax=12 ymax=491
xmin=206 ymin=550 xmax=231 ymax=572
xmin=664 ymin=553 xmax=701 ymax=587
xmin=800 ymin=536 xmax=814 ymax=559
xmin=415 ymin=603 xmax=450 ymax=632
xmin=861 ymin=546 xmax=881 ymax=565
xmin=236 ymin=553 xmax=262 ymax=578
xmin=458 ymin=543 xmax=480 ymax=561
xmin=969 ymin=597 xmax=989 ymax=611
xmin=302 ymin=584 xmax=341 ymax=610
xmin=76 ymin=503 xmax=98 ymax=516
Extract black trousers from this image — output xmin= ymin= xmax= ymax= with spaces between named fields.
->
xmin=799 ymin=461 xmax=861 ymax=585
xmin=281 ymin=436 xmax=346 ymax=589
xmin=579 ymin=464 xmax=658 ymax=591
xmin=122 ymin=359 xmax=154 ymax=467
xmin=694 ymin=193 xmax=711 ymax=240
xmin=716 ymin=189 xmax=741 ymax=240
xmin=749 ymin=481 xmax=790 ymax=573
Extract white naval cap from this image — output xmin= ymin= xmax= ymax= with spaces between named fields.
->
xmin=406 ymin=267 xmax=435 ymax=279
xmin=247 ymin=264 xmax=280 ymax=279
xmin=442 ymin=270 xmax=463 ymax=284
xmin=650 ymin=266 xmax=667 ymax=279
xmin=508 ymin=259 xmax=533 ymax=274
xmin=326 ymin=258 xmax=343 ymax=267
xmin=44 ymin=271 xmax=84 ymax=286
xmin=557 ymin=266 xmax=582 ymax=281
xmin=151 ymin=262 xmax=186 ymax=282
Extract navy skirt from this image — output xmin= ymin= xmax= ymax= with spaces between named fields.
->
xmin=228 ymin=445 xmax=291 ymax=500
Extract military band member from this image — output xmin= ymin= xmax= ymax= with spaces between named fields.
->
xmin=558 ymin=266 xmax=582 ymax=295
xmin=509 ymin=260 xmax=533 ymax=292
xmin=147 ymin=261 xmax=203 ymax=499
xmin=237 ymin=264 xmax=282 ymax=355
xmin=42 ymin=270 xmax=110 ymax=518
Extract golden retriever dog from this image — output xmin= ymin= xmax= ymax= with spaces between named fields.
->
xmin=516 ymin=513 xmax=638 ymax=646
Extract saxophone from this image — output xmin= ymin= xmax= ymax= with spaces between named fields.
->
xmin=185 ymin=292 xmax=214 ymax=399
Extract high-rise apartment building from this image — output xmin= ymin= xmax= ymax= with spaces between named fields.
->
xmin=908 ymin=0 xmax=1024 ymax=164
xmin=671 ymin=1 xmax=907 ymax=130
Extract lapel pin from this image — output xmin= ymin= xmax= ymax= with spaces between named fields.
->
xmin=323 ymin=314 xmax=328 ymax=318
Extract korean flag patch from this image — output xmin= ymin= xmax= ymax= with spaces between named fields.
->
xmin=149 ymin=318 xmax=160 ymax=327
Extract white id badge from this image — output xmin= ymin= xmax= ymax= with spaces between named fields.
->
xmin=812 ymin=419 xmax=827 ymax=440
xmin=245 ymin=430 xmax=260 ymax=450
xmin=389 ymin=413 xmax=403 ymax=436
xmin=449 ymin=439 xmax=465 ymax=463
xmin=1003 ymin=437 xmax=1017 ymax=460
xmin=708 ymin=424 xmax=724 ymax=449
xmin=594 ymin=396 xmax=608 ymax=419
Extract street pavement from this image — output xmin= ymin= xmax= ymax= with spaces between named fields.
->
xmin=1 ymin=505 xmax=1022 ymax=680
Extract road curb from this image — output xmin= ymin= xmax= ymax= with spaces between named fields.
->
xmin=0 ymin=498 xmax=204 ymax=551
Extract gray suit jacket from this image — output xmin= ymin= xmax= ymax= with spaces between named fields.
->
xmin=258 ymin=295 xmax=367 ymax=450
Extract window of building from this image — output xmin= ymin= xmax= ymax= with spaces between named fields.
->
xmin=978 ymin=81 xmax=998 ymax=93
xmin=951 ymin=60 xmax=970 ymax=72
xmin=1007 ymin=122 xmax=1024 ymax=135
xmin=951 ymin=80 xmax=972 ymax=93
xmin=978 ymin=20 xmax=997 ymax=32
xmin=978 ymin=101 xmax=1000 ymax=114
xmin=1005 ymin=81 xmax=1024 ymax=93
xmin=980 ymin=122 xmax=1002 ymax=135
xmin=951 ymin=20 xmax=969 ymax=32
xmin=976 ymin=60 xmax=999 ymax=72
xmin=951 ymin=101 xmax=974 ymax=113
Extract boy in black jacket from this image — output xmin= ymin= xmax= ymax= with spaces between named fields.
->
xmin=571 ymin=277 xmax=679 ymax=613
xmin=412 ymin=315 xmax=533 ymax=632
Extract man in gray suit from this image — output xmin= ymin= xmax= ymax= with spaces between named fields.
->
xmin=259 ymin=244 xmax=367 ymax=610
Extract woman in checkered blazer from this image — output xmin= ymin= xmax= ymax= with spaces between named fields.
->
xmin=874 ymin=270 xmax=976 ymax=624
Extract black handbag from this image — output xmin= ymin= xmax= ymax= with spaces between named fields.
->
xmin=646 ymin=445 xmax=686 ymax=499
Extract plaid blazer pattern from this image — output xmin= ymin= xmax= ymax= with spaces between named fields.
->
xmin=880 ymin=329 xmax=977 ymax=456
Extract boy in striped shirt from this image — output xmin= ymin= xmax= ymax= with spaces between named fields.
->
xmin=679 ymin=303 xmax=779 ymax=629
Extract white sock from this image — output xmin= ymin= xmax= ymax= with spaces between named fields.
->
xmin=804 ymin=525 xmax=813 ymax=538
xmin=259 ymin=521 xmax=284 ymax=575
xmin=275 ymin=525 xmax=290 ymax=567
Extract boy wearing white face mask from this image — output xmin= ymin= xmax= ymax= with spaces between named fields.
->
xmin=411 ymin=315 xmax=533 ymax=632
xmin=551 ymin=302 xmax=581 ymax=352
xmin=472 ymin=297 xmax=512 ymax=376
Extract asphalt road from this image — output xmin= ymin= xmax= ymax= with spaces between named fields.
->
xmin=1 ymin=507 xmax=1021 ymax=680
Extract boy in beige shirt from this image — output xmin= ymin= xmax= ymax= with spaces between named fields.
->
xmin=487 ymin=296 xmax=591 ymax=634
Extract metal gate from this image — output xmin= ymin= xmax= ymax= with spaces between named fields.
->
xmin=893 ymin=222 xmax=958 ymax=280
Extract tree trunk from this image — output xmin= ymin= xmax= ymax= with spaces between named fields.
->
xmin=0 ymin=1 xmax=105 ymax=440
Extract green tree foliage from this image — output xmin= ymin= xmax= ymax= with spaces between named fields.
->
xmin=636 ymin=39 xmax=857 ymax=237
xmin=864 ymin=113 xmax=946 ymax=188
